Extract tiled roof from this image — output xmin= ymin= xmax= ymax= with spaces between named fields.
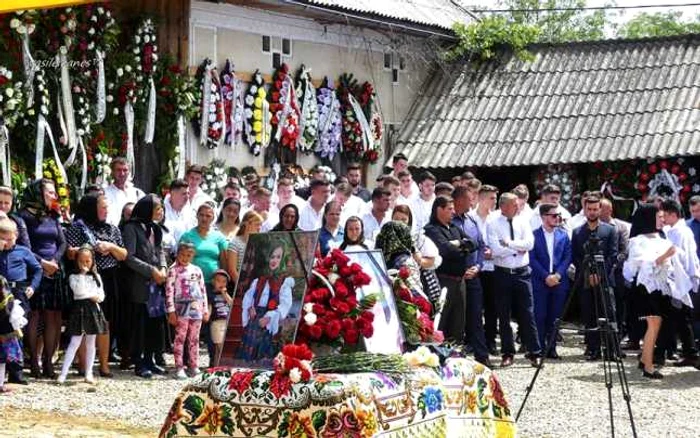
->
xmin=393 ymin=35 xmax=700 ymax=169
xmin=296 ymin=0 xmax=475 ymax=31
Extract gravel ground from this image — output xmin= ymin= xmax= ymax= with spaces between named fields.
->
xmin=1 ymin=330 xmax=699 ymax=437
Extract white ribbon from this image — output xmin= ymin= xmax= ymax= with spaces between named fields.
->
xmin=125 ymin=102 xmax=135 ymax=174
xmin=0 ymin=124 xmax=10 ymax=186
xmin=227 ymin=73 xmax=237 ymax=147
xmin=35 ymin=115 xmax=68 ymax=182
xmin=58 ymin=48 xmax=77 ymax=155
xmin=21 ymin=33 xmax=36 ymax=108
xmin=261 ymin=98 xmax=271 ymax=149
xmin=78 ymin=136 xmax=88 ymax=196
xmin=349 ymin=94 xmax=373 ymax=151
xmin=95 ymin=49 xmax=106 ymax=123
xmin=199 ymin=62 xmax=213 ymax=147
xmin=176 ymin=114 xmax=186 ymax=179
xmin=144 ymin=76 xmax=156 ymax=143
xmin=274 ymin=75 xmax=298 ymax=143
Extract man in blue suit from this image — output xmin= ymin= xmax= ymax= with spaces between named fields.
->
xmin=530 ymin=203 xmax=572 ymax=359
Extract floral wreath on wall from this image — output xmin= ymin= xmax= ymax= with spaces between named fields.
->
xmin=315 ymin=77 xmax=342 ymax=160
xmin=357 ymin=81 xmax=382 ymax=164
xmin=636 ymin=158 xmax=698 ymax=204
xmin=193 ymin=58 xmax=225 ymax=150
xmin=201 ymin=158 xmax=229 ymax=203
xmin=220 ymin=59 xmax=245 ymax=147
xmin=534 ymin=164 xmax=579 ymax=213
xmin=243 ymin=70 xmax=271 ymax=156
xmin=294 ymin=65 xmax=318 ymax=153
xmin=269 ymin=63 xmax=301 ymax=152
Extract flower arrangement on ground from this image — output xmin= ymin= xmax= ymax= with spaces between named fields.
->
xmin=201 ymin=159 xmax=228 ymax=203
xmin=243 ymin=70 xmax=271 ymax=156
xmin=268 ymin=343 xmax=314 ymax=398
xmin=390 ymin=266 xmax=443 ymax=344
xmin=269 ymin=63 xmax=300 ymax=151
xmin=296 ymin=249 xmax=376 ymax=351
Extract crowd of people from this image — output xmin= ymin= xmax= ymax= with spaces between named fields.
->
xmin=1 ymin=152 xmax=699 ymax=393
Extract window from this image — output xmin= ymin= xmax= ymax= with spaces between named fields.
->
xmin=272 ymin=52 xmax=281 ymax=69
xmin=399 ymin=56 xmax=406 ymax=71
xmin=383 ymin=52 xmax=392 ymax=70
xmin=262 ymin=35 xmax=271 ymax=53
xmin=282 ymin=38 xmax=292 ymax=56
xmin=392 ymin=68 xmax=399 ymax=85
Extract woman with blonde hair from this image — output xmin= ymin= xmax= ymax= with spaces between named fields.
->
xmin=226 ymin=211 xmax=263 ymax=285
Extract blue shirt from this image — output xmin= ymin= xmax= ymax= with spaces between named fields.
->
xmin=686 ymin=218 xmax=700 ymax=260
xmin=0 ymin=245 xmax=43 ymax=290
xmin=319 ymin=227 xmax=344 ymax=257
xmin=451 ymin=213 xmax=484 ymax=269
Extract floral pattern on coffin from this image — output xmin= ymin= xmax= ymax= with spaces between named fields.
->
xmin=159 ymin=358 xmax=516 ymax=438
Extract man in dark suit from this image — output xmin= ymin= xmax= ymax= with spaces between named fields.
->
xmin=572 ymin=196 xmax=619 ymax=361
xmin=530 ymin=203 xmax=572 ymax=359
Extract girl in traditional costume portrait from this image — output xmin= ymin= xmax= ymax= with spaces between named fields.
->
xmin=237 ymin=242 xmax=294 ymax=361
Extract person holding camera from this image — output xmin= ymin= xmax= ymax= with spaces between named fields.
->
xmin=487 ymin=192 xmax=541 ymax=367
xmin=424 ymin=195 xmax=491 ymax=367
xmin=572 ymin=196 xmax=619 ymax=361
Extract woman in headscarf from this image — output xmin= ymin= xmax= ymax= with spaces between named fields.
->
xmin=375 ymin=221 xmax=426 ymax=299
xmin=624 ymin=203 xmax=693 ymax=379
xmin=122 ymin=194 xmax=168 ymax=378
xmin=65 ymin=194 xmax=127 ymax=377
xmin=270 ymin=204 xmax=300 ymax=232
xmin=19 ymin=179 xmax=67 ymax=378
xmin=216 ymin=198 xmax=241 ymax=240
xmin=339 ymin=216 xmax=372 ymax=252
xmin=236 ymin=240 xmax=294 ymax=362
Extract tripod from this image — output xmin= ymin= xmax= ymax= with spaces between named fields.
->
xmin=516 ymin=253 xmax=638 ymax=438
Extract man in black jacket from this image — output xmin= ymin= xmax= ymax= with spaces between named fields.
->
xmin=424 ymin=195 xmax=492 ymax=367
xmin=571 ymin=196 xmax=619 ymax=360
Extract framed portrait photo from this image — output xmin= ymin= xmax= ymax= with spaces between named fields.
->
xmin=219 ymin=230 xmax=319 ymax=368
xmin=346 ymin=250 xmax=405 ymax=354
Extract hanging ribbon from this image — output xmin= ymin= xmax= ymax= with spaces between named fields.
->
xmin=125 ymin=102 xmax=135 ymax=174
xmin=199 ymin=62 xmax=213 ymax=147
xmin=0 ymin=124 xmax=10 ymax=186
xmin=144 ymin=76 xmax=156 ymax=143
xmin=261 ymin=98 xmax=271 ymax=149
xmin=58 ymin=48 xmax=78 ymax=157
xmin=349 ymin=94 xmax=373 ymax=152
xmin=35 ymin=115 xmax=68 ymax=182
xmin=176 ymin=114 xmax=186 ymax=179
xmin=21 ymin=33 xmax=37 ymax=108
xmin=95 ymin=49 xmax=106 ymax=123
xmin=77 ymin=136 xmax=88 ymax=196
xmin=274 ymin=75 xmax=298 ymax=143
xmin=56 ymin=90 xmax=67 ymax=149
xmin=227 ymin=73 xmax=237 ymax=147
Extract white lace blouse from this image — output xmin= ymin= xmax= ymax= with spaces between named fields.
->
xmin=623 ymin=234 xmax=693 ymax=308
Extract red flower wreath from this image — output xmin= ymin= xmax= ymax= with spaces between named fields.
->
xmin=269 ymin=63 xmax=301 ymax=151
xmin=636 ymin=159 xmax=697 ymax=203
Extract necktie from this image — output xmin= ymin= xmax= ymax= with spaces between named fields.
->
xmin=507 ymin=218 xmax=515 ymax=240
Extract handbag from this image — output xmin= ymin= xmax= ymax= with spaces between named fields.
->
xmin=146 ymin=282 xmax=166 ymax=318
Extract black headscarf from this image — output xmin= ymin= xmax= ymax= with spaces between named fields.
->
xmin=271 ymin=204 xmax=300 ymax=232
xmin=128 ymin=194 xmax=164 ymax=244
xmin=630 ymin=203 xmax=659 ymax=238
xmin=375 ymin=221 xmax=414 ymax=263
xmin=21 ymin=179 xmax=53 ymax=218
xmin=74 ymin=194 xmax=101 ymax=226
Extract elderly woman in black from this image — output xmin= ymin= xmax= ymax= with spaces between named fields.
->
xmin=18 ymin=179 xmax=67 ymax=379
xmin=122 ymin=195 xmax=168 ymax=378
xmin=65 ymin=194 xmax=127 ymax=377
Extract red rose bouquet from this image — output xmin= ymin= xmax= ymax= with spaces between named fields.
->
xmin=268 ymin=343 xmax=314 ymax=398
xmin=296 ymin=249 xmax=376 ymax=351
xmin=390 ymin=266 xmax=443 ymax=344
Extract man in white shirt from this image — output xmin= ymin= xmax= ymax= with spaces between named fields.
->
xmin=267 ymin=178 xmax=305 ymax=230
xmin=411 ymin=171 xmax=436 ymax=233
xmin=299 ymin=179 xmax=331 ymax=231
xmin=469 ymin=184 xmax=499 ymax=353
xmin=512 ymin=184 xmax=534 ymax=222
xmin=383 ymin=175 xmax=401 ymax=211
xmin=361 ymin=187 xmax=392 ymax=245
xmin=185 ymin=165 xmax=215 ymax=217
xmin=487 ymin=192 xmax=541 ymax=367
xmin=245 ymin=187 xmax=273 ymax=231
xmin=530 ymin=184 xmax=572 ymax=234
xmin=104 ymin=157 xmax=145 ymax=226
xmin=660 ymin=199 xmax=700 ymax=366
xmin=163 ymin=179 xmax=194 ymax=252
xmin=390 ymin=153 xmax=419 ymax=196
xmin=396 ymin=170 xmax=417 ymax=206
